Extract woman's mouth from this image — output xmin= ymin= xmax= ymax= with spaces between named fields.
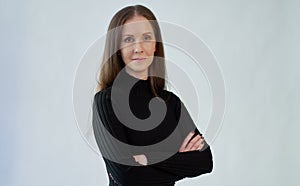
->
xmin=132 ymin=58 xmax=146 ymax=62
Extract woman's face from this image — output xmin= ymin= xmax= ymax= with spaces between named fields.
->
xmin=120 ymin=15 xmax=156 ymax=80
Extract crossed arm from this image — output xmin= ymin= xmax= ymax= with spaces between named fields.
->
xmin=133 ymin=130 xmax=206 ymax=166
xmin=93 ymin=90 xmax=213 ymax=185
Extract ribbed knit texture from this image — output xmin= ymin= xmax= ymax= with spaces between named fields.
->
xmin=93 ymin=71 xmax=213 ymax=186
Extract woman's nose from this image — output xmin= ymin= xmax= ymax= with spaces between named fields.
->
xmin=133 ymin=41 xmax=144 ymax=53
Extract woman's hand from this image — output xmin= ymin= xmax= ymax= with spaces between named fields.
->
xmin=133 ymin=154 xmax=148 ymax=166
xmin=179 ymin=131 xmax=205 ymax=152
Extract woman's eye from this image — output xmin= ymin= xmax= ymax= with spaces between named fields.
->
xmin=124 ymin=37 xmax=134 ymax=43
xmin=144 ymin=35 xmax=152 ymax=41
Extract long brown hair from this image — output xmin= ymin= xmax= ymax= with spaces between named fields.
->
xmin=97 ymin=5 xmax=166 ymax=96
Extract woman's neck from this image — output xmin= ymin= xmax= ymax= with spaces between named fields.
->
xmin=125 ymin=68 xmax=148 ymax=80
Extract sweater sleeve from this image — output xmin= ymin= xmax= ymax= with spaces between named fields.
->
xmin=92 ymin=90 xmax=182 ymax=185
xmin=148 ymin=93 xmax=213 ymax=179
xmin=149 ymin=147 xmax=213 ymax=179
xmin=93 ymin=89 xmax=213 ymax=184
xmin=92 ymin=90 xmax=138 ymax=165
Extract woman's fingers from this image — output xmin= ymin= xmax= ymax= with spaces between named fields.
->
xmin=179 ymin=131 xmax=205 ymax=152
xmin=133 ymin=154 xmax=148 ymax=166
xmin=179 ymin=131 xmax=195 ymax=152
xmin=185 ymin=135 xmax=201 ymax=150
xmin=190 ymin=137 xmax=205 ymax=151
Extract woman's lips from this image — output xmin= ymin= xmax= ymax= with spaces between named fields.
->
xmin=132 ymin=58 xmax=146 ymax=62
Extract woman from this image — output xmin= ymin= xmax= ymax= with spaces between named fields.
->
xmin=93 ymin=4 xmax=213 ymax=186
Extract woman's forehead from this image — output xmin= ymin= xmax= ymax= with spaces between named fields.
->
xmin=122 ymin=16 xmax=154 ymax=35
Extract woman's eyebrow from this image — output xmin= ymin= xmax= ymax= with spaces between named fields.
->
xmin=122 ymin=34 xmax=134 ymax=37
xmin=143 ymin=32 xmax=153 ymax=35
xmin=122 ymin=32 xmax=154 ymax=37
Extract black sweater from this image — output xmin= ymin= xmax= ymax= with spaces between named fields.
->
xmin=92 ymin=71 xmax=213 ymax=186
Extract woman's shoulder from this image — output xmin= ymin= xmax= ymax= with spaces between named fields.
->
xmin=158 ymin=89 xmax=181 ymax=103
xmin=93 ymin=87 xmax=113 ymax=102
xmin=160 ymin=89 xmax=179 ymax=97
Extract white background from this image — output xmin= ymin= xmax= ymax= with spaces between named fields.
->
xmin=1 ymin=0 xmax=299 ymax=186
